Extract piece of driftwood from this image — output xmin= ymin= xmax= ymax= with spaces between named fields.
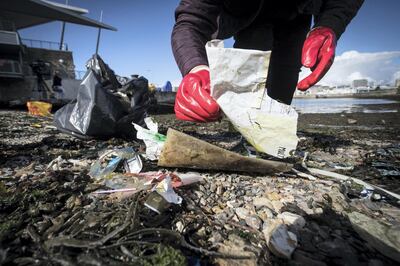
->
xmin=158 ymin=129 xmax=292 ymax=174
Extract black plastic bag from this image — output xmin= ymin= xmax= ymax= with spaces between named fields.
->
xmin=54 ymin=54 xmax=150 ymax=139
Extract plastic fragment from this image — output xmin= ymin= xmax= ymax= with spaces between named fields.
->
xmin=27 ymin=101 xmax=52 ymax=117
xmin=133 ymin=117 xmax=166 ymax=160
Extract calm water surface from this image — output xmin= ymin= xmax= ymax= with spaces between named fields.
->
xmin=291 ymin=98 xmax=399 ymax=114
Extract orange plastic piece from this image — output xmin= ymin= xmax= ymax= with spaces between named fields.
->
xmin=27 ymin=101 xmax=52 ymax=117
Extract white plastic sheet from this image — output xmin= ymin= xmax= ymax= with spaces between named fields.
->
xmin=206 ymin=40 xmax=299 ymax=158
xmin=133 ymin=117 xmax=166 ymax=160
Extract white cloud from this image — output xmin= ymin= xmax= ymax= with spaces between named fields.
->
xmin=299 ymin=50 xmax=400 ymax=86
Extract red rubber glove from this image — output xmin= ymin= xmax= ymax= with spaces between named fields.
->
xmin=297 ymin=27 xmax=336 ymax=91
xmin=175 ymin=69 xmax=220 ymax=122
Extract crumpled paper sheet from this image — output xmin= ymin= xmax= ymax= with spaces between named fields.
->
xmin=133 ymin=117 xmax=166 ymax=160
xmin=206 ymin=40 xmax=298 ymax=158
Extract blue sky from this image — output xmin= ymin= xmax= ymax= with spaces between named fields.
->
xmin=20 ymin=0 xmax=400 ymax=86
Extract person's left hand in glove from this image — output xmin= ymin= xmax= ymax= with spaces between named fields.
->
xmin=297 ymin=27 xmax=336 ymax=91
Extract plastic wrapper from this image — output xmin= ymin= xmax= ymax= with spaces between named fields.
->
xmin=27 ymin=101 xmax=52 ymax=117
xmin=133 ymin=117 xmax=166 ymax=160
xmin=89 ymin=147 xmax=137 ymax=180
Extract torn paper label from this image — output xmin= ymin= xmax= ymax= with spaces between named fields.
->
xmin=206 ymin=40 xmax=298 ymax=158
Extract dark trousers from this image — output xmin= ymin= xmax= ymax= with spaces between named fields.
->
xmin=233 ymin=15 xmax=312 ymax=104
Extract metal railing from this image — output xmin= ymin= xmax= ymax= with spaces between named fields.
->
xmin=21 ymin=38 xmax=68 ymax=51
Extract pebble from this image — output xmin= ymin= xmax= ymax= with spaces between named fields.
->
xmin=175 ymin=221 xmax=184 ymax=233
xmin=208 ymin=231 xmax=223 ymax=246
xmin=266 ymin=191 xmax=281 ymax=201
xmin=257 ymin=207 xmax=274 ymax=222
xmin=210 ymin=183 xmax=217 ymax=193
xmin=212 ymin=206 xmax=223 ymax=214
xmin=297 ymin=201 xmax=314 ymax=215
xmin=200 ymin=198 xmax=207 ymax=206
xmin=253 ymin=197 xmax=274 ymax=209
xmin=314 ymin=207 xmax=324 ymax=215
xmin=372 ymin=193 xmax=382 ymax=201
xmin=235 ymin=207 xmax=251 ymax=220
xmin=263 ymin=219 xmax=298 ymax=259
xmin=271 ymin=200 xmax=284 ymax=213
xmin=216 ymin=185 xmax=224 ymax=195
xmin=277 ymin=212 xmax=306 ymax=230
xmin=245 ymin=215 xmax=262 ymax=230
xmin=227 ymin=200 xmax=241 ymax=208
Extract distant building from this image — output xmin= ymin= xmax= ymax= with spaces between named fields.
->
xmin=356 ymin=86 xmax=371 ymax=93
xmin=395 ymin=79 xmax=400 ymax=88
xmin=352 ymin=79 xmax=368 ymax=88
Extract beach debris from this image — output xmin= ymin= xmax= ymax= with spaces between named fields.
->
xmin=124 ymin=154 xmax=143 ymax=174
xmin=54 ymin=54 xmax=150 ymax=139
xmin=89 ymin=147 xmax=139 ymax=179
xmin=263 ymin=219 xmax=298 ymax=259
xmin=172 ymin=172 xmax=203 ymax=187
xmin=133 ymin=117 xmax=166 ymax=160
xmin=153 ymin=175 xmax=182 ymax=204
xmin=27 ymin=101 xmax=52 ymax=117
xmin=348 ymin=212 xmax=400 ymax=263
xmin=2 ymin=107 xmax=400 ymax=265
xmin=206 ymin=40 xmax=298 ymax=158
xmin=347 ymin=119 xmax=358 ymax=124
xmin=144 ymin=191 xmax=171 ymax=214
xmin=371 ymin=162 xmax=400 ymax=177
xmin=158 ymin=128 xmax=292 ymax=174
xmin=305 ymin=166 xmax=400 ymax=201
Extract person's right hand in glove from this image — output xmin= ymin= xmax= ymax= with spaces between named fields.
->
xmin=175 ymin=66 xmax=221 ymax=122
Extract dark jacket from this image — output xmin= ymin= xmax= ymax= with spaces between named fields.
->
xmin=171 ymin=0 xmax=364 ymax=76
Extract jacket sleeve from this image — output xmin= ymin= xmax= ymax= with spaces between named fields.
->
xmin=171 ymin=0 xmax=222 ymax=76
xmin=314 ymin=0 xmax=364 ymax=39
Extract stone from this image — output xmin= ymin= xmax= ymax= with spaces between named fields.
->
xmin=227 ymin=200 xmax=241 ymax=208
xmin=314 ymin=207 xmax=324 ymax=215
xmin=257 ymin=207 xmax=274 ymax=222
xmin=277 ymin=212 xmax=306 ymax=230
xmin=297 ymin=201 xmax=314 ymax=215
xmin=216 ymin=185 xmax=224 ymax=195
xmin=212 ymin=206 xmax=223 ymax=214
xmin=208 ymin=231 xmax=223 ymax=246
xmin=210 ymin=183 xmax=217 ymax=193
xmin=263 ymin=219 xmax=298 ymax=259
xmin=348 ymin=212 xmax=400 ymax=263
xmin=175 ymin=221 xmax=184 ymax=233
xmin=272 ymin=200 xmax=284 ymax=213
xmin=235 ymin=207 xmax=251 ymax=220
xmin=266 ymin=191 xmax=281 ymax=201
xmin=253 ymin=197 xmax=274 ymax=209
xmin=372 ymin=193 xmax=382 ymax=201
xmin=245 ymin=215 xmax=262 ymax=230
